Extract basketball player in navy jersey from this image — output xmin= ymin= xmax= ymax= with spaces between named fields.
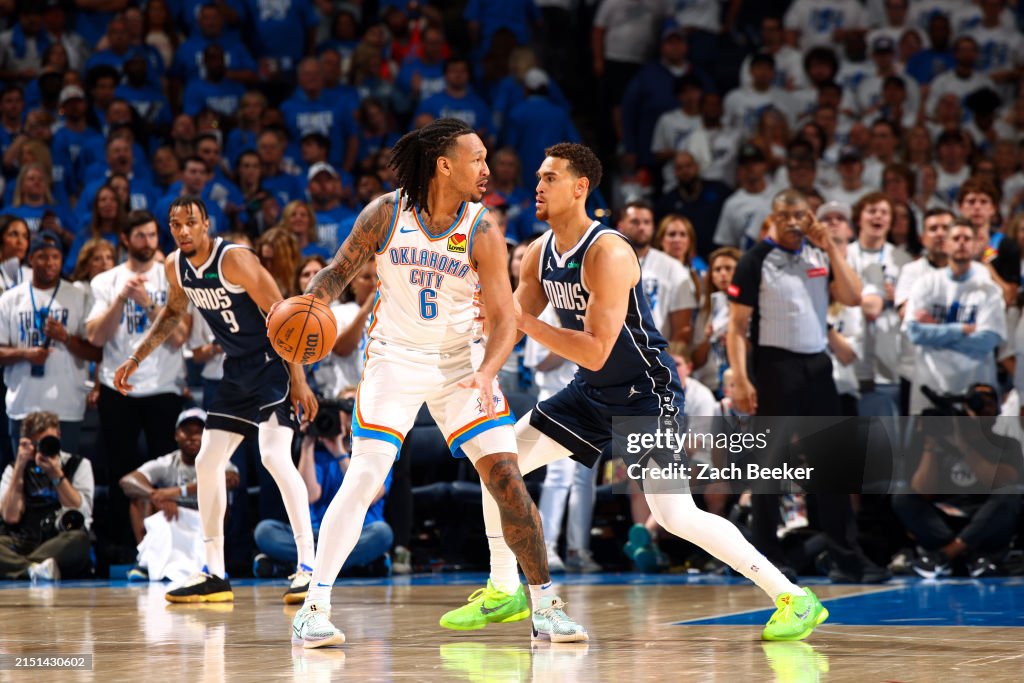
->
xmin=113 ymin=197 xmax=320 ymax=604
xmin=441 ymin=143 xmax=829 ymax=641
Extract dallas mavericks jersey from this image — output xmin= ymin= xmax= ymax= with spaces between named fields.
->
xmin=174 ymin=237 xmax=274 ymax=358
xmin=538 ymin=222 xmax=674 ymax=390
xmin=371 ymin=190 xmax=487 ymax=351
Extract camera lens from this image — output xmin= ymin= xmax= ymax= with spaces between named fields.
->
xmin=38 ymin=435 xmax=61 ymax=458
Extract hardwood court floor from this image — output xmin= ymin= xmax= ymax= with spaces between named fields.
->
xmin=0 ymin=575 xmax=1021 ymax=681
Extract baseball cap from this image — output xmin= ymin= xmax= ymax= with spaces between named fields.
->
xmin=737 ymin=143 xmax=766 ymax=165
xmin=176 ymin=407 xmax=207 ymax=429
xmin=307 ymin=161 xmax=339 ymax=182
xmin=523 ymin=68 xmax=549 ymax=91
xmin=838 ymin=145 xmax=863 ymax=163
xmin=28 ymin=230 xmax=62 ymax=257
xmin=872 ymin=36 xmax=895 ymax=53
xmin=661 ymin=24 xmax=686 ymax=41
xmin=59 ymin=85 xmax=85 ymax=105
xmin=816 ymin=200 xmax=851 ymax=221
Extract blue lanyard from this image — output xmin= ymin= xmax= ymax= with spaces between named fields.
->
xmin=29 ymin=279 xmax=61 ymax=342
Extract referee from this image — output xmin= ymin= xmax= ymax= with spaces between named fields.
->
xmin=727 ymin=189 xmax=890 ymax=583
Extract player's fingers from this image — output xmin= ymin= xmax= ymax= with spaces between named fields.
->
xmin=457 ymin=378 xmax=473 ymax=389
xmin=306 ymin=396 xmax=319 ymax=420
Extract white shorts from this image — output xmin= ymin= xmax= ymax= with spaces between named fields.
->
xmin=352 ymin=339 xmax=517 ymax=459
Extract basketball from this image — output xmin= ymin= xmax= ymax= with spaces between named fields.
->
xmin=267 ymin=294 xmax=337 ymax=365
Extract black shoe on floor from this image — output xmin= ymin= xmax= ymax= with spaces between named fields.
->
xmin=969 ymin=555 xmax=999 ymax=578
xmin=166 ymin=571 xmax=233 ymax=603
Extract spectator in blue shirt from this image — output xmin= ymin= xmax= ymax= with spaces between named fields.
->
xmin=394 ymin=26 xmax=448 ymax=114
xmin=257 ymin=127 xmax=305 ymax=209
xmin=281 ymin=58 xmax=356 ymax=172
xmin=416 ymin=57 xmax=493 ymax=143
xmin=490 ymin=46 xmax=570 ymax=139
xmin=308 ymin=162 xmax=355 ymax=251
xmin=464 ymin=0 xmax=538 ymax=54
xmin=2 ymin=110 xmax=72 ymax=206
xmin=175 ymin=0 xmax=246 ymax=42
xmin=51 ymin=85 xmax=100 ymax=194
xmin=114 ymin=54 xmax=172 ymax=134
xmin=318 ymin=48 xmax=361 ymax=119
xmin=6 ymin=163 xmax=76 ymax=240
xmin=906 ymin=13 xmax=955 ymax=85
xmin=503 ymin=69 xmax=580 ymax=187
xmin=224 ymin=90 xmax=265 ymax=167
xmin=484 ymin=146 xmax=533 ymax=236
xmin=316 ymin=8 xmax=360 ymax=66
xmin=182 ymin=44 xmax=246 ymax=119
xmin=171 ymin=3 xmax=258 ymax=84
xmin=621 ymin=26 xmax=715 ymax=172
xmin=355 ymin=98 xmax=401 ymax=169
xmin=253 ymin=412 xmax=393 ymax=578
xmin=84 ymin=17 xmax=140 ymax=80
xmin=242 ymin=0 xmax=317 ymax=76
xmin=83 ymin=66 xmax=118 ymax=133
xmin=0 ymin=86 xmax=25 ymax=163
xmin=194 ymin=132 xmax=243 ymax=207
xmin=77 ymin=135 xmax=160 ymax=224
xmin=79 ymin=116 xmax=154 ymax=186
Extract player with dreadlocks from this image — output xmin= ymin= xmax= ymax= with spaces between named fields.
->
xmin=289 ymin=118 xmax=588 ymax=647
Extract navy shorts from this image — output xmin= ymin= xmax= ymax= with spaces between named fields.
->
xmin=530 ymin=377 xmax=685 ymax=468
xmin=207 ymin=350 xmax=294 ymax=437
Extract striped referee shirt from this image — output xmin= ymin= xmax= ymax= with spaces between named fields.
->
xmin=727 ymin=239 xmax=831 ymax=354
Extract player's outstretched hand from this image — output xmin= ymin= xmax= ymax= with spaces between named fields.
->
xmin=113 ymin=357 xmax=139 ymax=395
xmin=458 ymin=372 xmax=498 ymax=420
xmin=292 ymin=380 xmax=319 ymax=422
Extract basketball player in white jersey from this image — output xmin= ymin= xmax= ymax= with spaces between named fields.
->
xmin=442 ymin=143 xmax=828 ymax=642
xmin=289 ymin=118 xmax=587 ymax=647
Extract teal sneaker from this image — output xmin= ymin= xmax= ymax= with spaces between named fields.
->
xmin=623 ymin=524 xmax=663 ymax=572
xmin=762 ymin=588 xmax=829 ymax=641
xmin=439 ymin=580 xmax=530 ymax=631
xmin=531 ymin=597 xmax=588 ymax=643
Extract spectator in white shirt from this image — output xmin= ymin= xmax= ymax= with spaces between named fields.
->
xmin=933 ymin=130 xmax=972 ymax=206
xmin=784 ymin=0 xmax=868 ymax=52
xmin=741 ymin=17 xmax=807 ymax=91
xmin=714 ymin=144 xmax=774 ymax=249
xmin=927 ymin=36 xmax=997 ymax=115
xmin=724 ymin=54 xmax=795 ymax=138
xmin=829 ymin=146 xmax=870 ymax=207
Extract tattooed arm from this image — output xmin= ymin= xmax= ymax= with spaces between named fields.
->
xmin=111 ymin=259 xmax=190 ymax=395
xmin=305 ymin=193 xmax=396 ymax=301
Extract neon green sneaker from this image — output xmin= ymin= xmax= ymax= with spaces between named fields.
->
xmin=761 ymin=588 xmax=829 ymax=641
xmin=439 ymin=580 xmax=530 ymax=631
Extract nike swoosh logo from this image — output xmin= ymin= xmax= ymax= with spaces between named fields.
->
xmin=480 ymin=600 xmax=512 ymax=615
xmin=293 ymin=624 xmax=301 ymax=637
xmin=316 ymin=582 xmax=331 ymax=587
xmin=794 ymin=607 xmax=812 ymax=620
xmin=399 ymin=227 xmax=418 ymax=233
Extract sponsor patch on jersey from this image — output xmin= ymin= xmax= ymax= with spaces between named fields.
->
xmin=447 ymin=234 xmax=467 ymax=253
xmin=806 ymin=267 xmax=828 ymax=278
xmin=727 ymin=284 xmax=740 ymax=297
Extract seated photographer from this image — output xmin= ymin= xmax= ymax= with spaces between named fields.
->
xmin=119 ymin=408 xmax=240 ymax=581
xmin=893 ymin=384 xmax=1022 ymax=578
xmin=0 ymin=411 xmax=94 ymax=581
xmin=254 ymin=396 xmax=393 ymax=584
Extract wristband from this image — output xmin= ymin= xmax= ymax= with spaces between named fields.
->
xmin=180 ymin=484 xmax=188 ymax=497
xmin=128 ymin=355 xmax=142 ymax=366
xmin=51 ymin=475 xmax=65 ymax=487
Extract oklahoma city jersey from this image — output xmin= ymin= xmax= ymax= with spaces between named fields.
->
xmin=371 ymin=191 xmax=487 ymax=351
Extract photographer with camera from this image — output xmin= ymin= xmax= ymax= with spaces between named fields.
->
xmin=253 ymin=393 xmax=393 ymax=594
xmin=893 ymin=383 xmax=1022 ymax=578
xmin=0 ymin=411 xmax=94 ymax=581
xmin=903 ymin=220 xmax=1006 ymax=415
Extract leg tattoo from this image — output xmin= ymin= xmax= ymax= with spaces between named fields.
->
xmin=479 ymin=454 xmax=550 ymax=585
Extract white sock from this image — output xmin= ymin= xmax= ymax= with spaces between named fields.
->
xmin=484 ymin=417 xmax=573 ymax=590
xmin=304 ymin=439 xmax=396 ymax=610
xmin=258 ymin=420 xmax=316 ymax=568
xmin=487 ymin=534 xmax=520 ymax=594
xmin=529 ymin=581 xmax=556 ymax=612
xmin=646 ymin=493 xmax=803 ymax=600
xmin=203 ymin=536 xmax=225 ymax=578
xmin=194 ymin=429 xmax=244 ymax=579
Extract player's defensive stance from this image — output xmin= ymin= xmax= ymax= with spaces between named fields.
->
xmin=114 ymin=198 xmax=319 ymax=604
xmin=289 ymin=118 xmax=587 ymax=648
xmin=440 ymin=143 xmax=828 ymax=642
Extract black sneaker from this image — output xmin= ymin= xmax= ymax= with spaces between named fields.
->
xmin=166 ymin=571 xmax=233 ymax=603
xmin=912 ymin=550 xmax=951 ymax=579
xmin=968 ymin=555 xmax=999 ymax=578
xmin=282 ymin=567 xmax=312 ymax=604
xmin=828 ymin=559 xmax=892 ymax=584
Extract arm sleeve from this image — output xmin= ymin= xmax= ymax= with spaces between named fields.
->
xmin=905 ymin=321 xmax=969 ymax=347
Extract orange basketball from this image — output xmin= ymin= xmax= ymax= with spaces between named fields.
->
xmin=268 ymin=295 xmax=337 ymax=365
